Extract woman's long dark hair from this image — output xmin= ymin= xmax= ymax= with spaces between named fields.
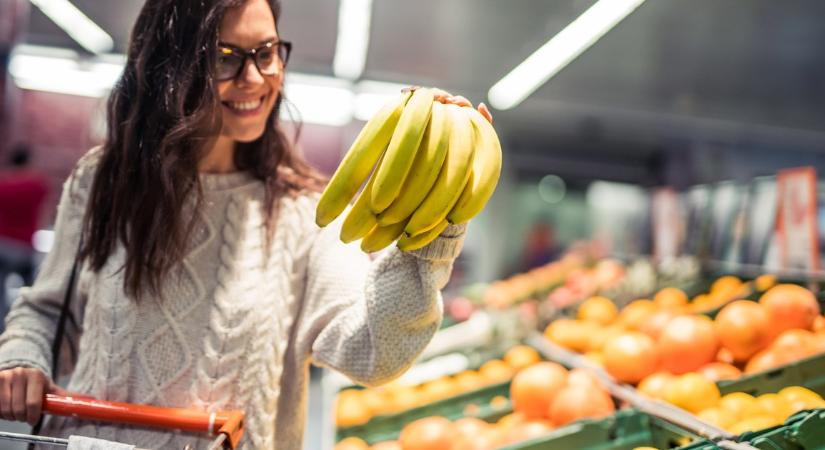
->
xmin=82 ymin=0 xmax=325 ymax=299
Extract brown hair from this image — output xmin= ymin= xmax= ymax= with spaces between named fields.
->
xmin=82 ymin=0 xmax=324 ymax=298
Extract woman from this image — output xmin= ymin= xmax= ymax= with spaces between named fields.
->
xmin=0 ymin=0 xmax=491 ymax=448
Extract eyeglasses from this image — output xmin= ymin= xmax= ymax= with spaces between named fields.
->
xmin=215 ymin=40 xmax=292 ymax=81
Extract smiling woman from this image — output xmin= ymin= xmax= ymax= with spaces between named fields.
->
xmin=0 ymin=0 xmax=469 ymax=449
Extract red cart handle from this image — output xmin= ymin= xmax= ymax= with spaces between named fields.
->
xmin=43 ymin=394 xmax=245 ymax=449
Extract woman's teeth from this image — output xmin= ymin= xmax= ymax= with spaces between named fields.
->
xmin=228 ymin=98 xmax=263 ymax=111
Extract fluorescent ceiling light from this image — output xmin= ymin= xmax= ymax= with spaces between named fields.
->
xmin=29 ymin=0 xmax=114 ymax=54
xmin=9 ymin=46 xmax=123 ymax=97
xmin=488 ymin=0 xmax=646 ymax=110
xmin=333 ymin=0 xmax=373 ymax=79
xmin=9 ymin=45 xmax=417 ymax=127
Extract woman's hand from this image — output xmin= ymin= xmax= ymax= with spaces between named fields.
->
xmin=0 ymin=367 xmax=68 ymax=425
xmin=404 ymin=87 xmax=494 ymax=124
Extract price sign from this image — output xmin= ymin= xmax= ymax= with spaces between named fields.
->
xmin=776 ymin=167 xmax=819 ymax=271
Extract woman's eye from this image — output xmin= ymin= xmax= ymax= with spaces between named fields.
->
xmin=257 ymin=49 xmax=275 ymax=62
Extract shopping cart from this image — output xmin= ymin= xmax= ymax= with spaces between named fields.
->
xmin=0 ymin=393 xmax=245 ymax=449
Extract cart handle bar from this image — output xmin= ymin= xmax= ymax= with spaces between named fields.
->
xmin=43 ymin=394 xmax=245 ymax=449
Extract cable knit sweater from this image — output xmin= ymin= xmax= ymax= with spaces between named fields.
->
xmin=0 ymin=148 xmax=466 ymax=449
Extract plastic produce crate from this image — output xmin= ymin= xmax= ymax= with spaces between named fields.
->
xmin=498 ymin=409 xmax=699 ymax=450
xmin=747 ymin=408 xmax=825 ymax=450
xmin=336 ymin=380 xmax=511 ymax=444
xmin=717 ymin=353 xmax=825 ymax=398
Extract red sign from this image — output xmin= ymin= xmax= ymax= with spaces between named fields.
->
xmin=776 ymin=167 xmax=819 ymax=271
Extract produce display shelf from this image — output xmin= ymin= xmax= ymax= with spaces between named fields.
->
xmin=498 ymin=409 xmax=700 ymax=450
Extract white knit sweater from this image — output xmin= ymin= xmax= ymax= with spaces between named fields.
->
xmin=0 ymin=148 xmax=466 ymax=449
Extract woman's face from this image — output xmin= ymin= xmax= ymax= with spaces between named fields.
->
xmin=216 ymin=0 xmax=283 ymax=143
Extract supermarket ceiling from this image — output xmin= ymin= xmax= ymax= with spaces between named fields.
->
xmin=21 ymin=0 xmax=825 ymax=180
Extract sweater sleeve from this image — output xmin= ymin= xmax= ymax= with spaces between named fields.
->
xmin=0 ymin=149 xmax=97 ymax=379
xmin=300 ymin=212 xmax=467 ymax=387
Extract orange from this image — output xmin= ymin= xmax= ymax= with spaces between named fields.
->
xmin=716 ymin=347 xmax=735 ymax=364
xmin=454 ymin=370 xmax=487 ymax=393
xmin=566 ymin=368 xmax=602 ymax=388
xmin=589 ymin=325 xmax=628 ymax=353
xmin=504 ymin=345 xmax=541 ymax=371
xmin=697 ymin=407 xmax=734 ymax=430
xmin=745 ymin=348 xmax=783 ymax=375
xmin=335 ymin=437 xmax=370 ymax=450
xmin=490 ymin=395 xmax=509 ymax=409
xmin=544 ymin=319 xmax=598 ymax=353
xmin=697 ymin=362 xmax=742 ymax=382
xmin=658 ymin=315 xmax=719 ymax=374
xmin=639 ymin=310 xmax=677 ymax=340
xmin=665 ymin=373 xmax=721 ymax=414
xmin=578 ymin=296 xmax=619 ymax=325
xmin=500 ymin=420 xmax=554 ymax=446
xmin=419 ymin=377 xmax=459 ymax=404
xmin=453 ymin=417 xmax=490 ymax=441
xmin=759 ymin=284 xmax=820 ymax=335
xmin=479 ymin=359 xmax=515 ymax=384
xmin=618 ymin=299 xmax=658 ymax=330
xmin=548 ymin=384 xmax=615 ymax=426
xmin=398 ymin=416 xmax=455 ymax=450
xmin=755 ymin=394 xmax=794 ymax=422
xmin=711 ymin=276 xmax=743 ymax=297
xmin=714 ymin=300 xmax=773 ymax=361
xmin=814 ymin=316 xmax=825 ymax=333
xmin=510 ymin=362 xmax=568 ymax=419
xmin=754 ymin=274 xmax=778 ymax=292
xmin=719 ymin=392 xmax=763 ymax=421
xmin=603 ymin=332 xmax=659 ymax=384
xmin=385 ymin=385 xmax=420 ymax=414
xmin=371 ymin=441 xmax=402 ymax=450
xmin=770 ymin=329 xmax=816 ymax=362
xmin=654 ymin=288 xmax=689 ymax=311
xmin=778 ymin=386 xmax=825 ymax=410
xmin=637 ymin=372 xmax=676 ymax=400
xmin=336 ymin=390 xmax=372 ymax=427
xmin=728 ymin=416 xmax=781 ymax=435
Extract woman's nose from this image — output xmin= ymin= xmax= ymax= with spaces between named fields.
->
xmin=237 ymin=59 xmax=265 ymax=86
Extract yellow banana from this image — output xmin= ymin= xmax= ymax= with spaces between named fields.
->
xmin=339 ymin=164 xmax=380 ymax=243
xmin=447 ymin=107 xmax=502 ymax=224
xmin=377 ymin=101 xmax=450 ymax=226
xmin=315 ymin=90 xmax=411 ymax=227
xmin=360 ymin=220 xmax=408 ymax=253
xmin=405 ymin=104 xmax=475 ymax=236
xmin=370 ymin=88 xmax=435 ymax=214
xmin=397 ymin=220 xmax=449 ymax=251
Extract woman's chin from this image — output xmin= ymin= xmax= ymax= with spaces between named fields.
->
xmin=227 ymin=127 xmax=267 ymax=143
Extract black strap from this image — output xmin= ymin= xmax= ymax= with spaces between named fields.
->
xmin=29 ymin=239 xmax=83 ymax=447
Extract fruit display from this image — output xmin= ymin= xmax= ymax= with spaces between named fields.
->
xmin=338 ymin=360 xmax=617 ymax=450
xmin=335 ymin=346 xmax=541 ymax=428
xmin=544 ymin=282 xmax=825 ymax=385
xmin=316 ymin=87 xmax=502 ymax=252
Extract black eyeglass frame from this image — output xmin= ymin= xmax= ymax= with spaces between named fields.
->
xmin=215 ymin=40 xmax=292 ymax=81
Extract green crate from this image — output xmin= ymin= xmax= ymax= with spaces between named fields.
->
xmin=717 ymin=353 xmax=825 ymax=398
xmin=498 ymin=409 xmax=700 ymax=450
xmin=732 ymin=408 xmax=825 ymax=450
xmin=336 ymin=381 xmax=512 ymax=444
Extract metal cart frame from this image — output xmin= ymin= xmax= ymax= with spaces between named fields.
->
xmin=0 ymin=394 xmax=245 ymax=449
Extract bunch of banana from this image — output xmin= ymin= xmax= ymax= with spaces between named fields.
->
xmin=315 ymin=87 xmax=502 ymax=253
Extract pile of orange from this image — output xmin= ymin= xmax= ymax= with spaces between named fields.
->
xmin=337 ymin=362 xmax=615 ymax=450
xmin=336 ymin=346 xmax=541 ymax=427
xmin=545 ymin=282 xmax=825 ymax=386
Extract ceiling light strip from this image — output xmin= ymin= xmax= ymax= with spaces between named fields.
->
xmin=28 ymin=0 xmax=114 ymax=54
xmin=488 ymin=0 xmax=646 ymax=110
xmin=332 ymin=0 xmax=374 ymax=80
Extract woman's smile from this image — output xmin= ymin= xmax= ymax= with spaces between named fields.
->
xmin=222 ymin=93 xmax=268 ymax=117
